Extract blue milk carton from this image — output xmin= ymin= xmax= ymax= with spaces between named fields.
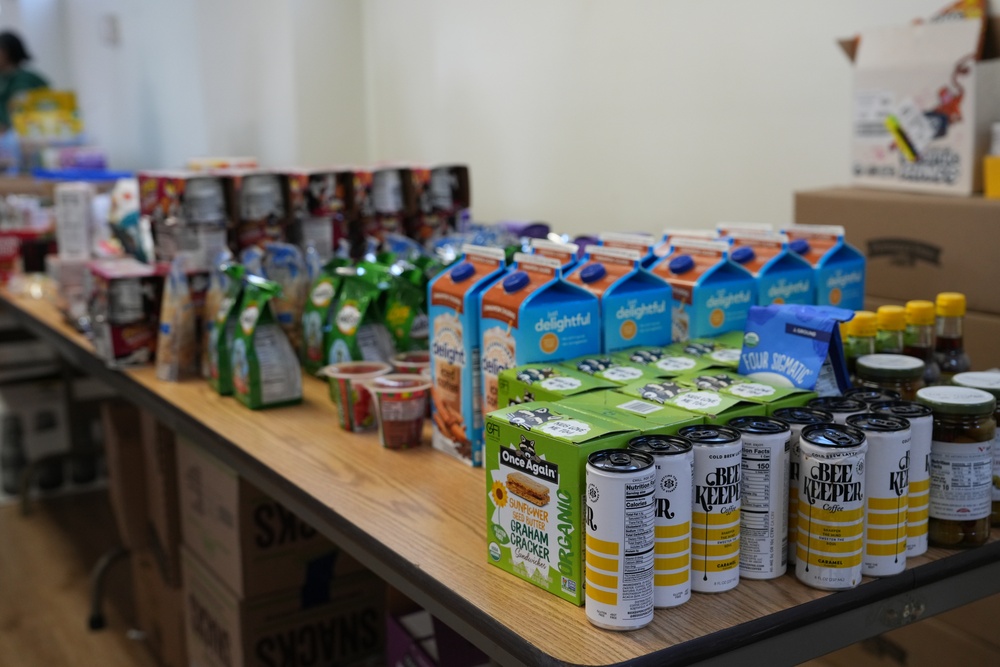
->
xmin=529 ymin=238 xmax=580 ymax=273
xmin=480 ymin=252 xmax=600 ymax=420
xmin=428 ymin=244 xmax=508 ymax=466
xmin=650 ymin=239 xmax=756 ymax=342
xmin=783 ymin=225 xmax=866 ymax=311
xmin=599 ymin=231 xmax=658 ymax=268
xmin=564 ymin=245 xmax=672 ymax=353
xmin=726 ymin=231 xmax=815 ymax=306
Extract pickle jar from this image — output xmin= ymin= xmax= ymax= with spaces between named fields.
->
xmin=916 ymin=385 xmax=997 ymax=548
xmin=951 ymin=372 xmax=1000 ymax=526
xmin=856 ymin=354 xmax=926 ymax=401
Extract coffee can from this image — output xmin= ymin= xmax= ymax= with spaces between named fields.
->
xmin=844 ymin=387 xmax=902 ymax=407
xmin=585 ymin=449 xmax=656 ymax=630
xmin=807 ymin=397 xmax=867 ymax=425
xmin=678 ymin=425 xmax=742 ymax=593
xmin=847 ymin=414 xmax=911 ymax=577
xmin=796 ymin=423 xmax=868 ymax=590
xmin=628 ymin=435 xmax=693 ymax=608
xmin=728 ymin=417 xmax=791 ymax=580
xmin=871 ymin=401 xmax=933 ymax=556
xmin=771 ymin=407 xmax=835 ymax=565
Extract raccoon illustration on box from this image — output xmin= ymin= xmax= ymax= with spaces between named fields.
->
xmin=576 ymin=357 xmax=614 ymax=374
xmin=506 ymin=406 xmax=561 ymax=431
xmin=683 ymin=342 xmax=715 ymax=357
xmin=628 ymin=348 xmax=662 ymax=365
xmin=516 ymin=367 xmax=556 ymax=384
xmin=639 ymin=381 xmax=685 ymax=403
xmin=694 ymin=374 xmax=738 ymax=391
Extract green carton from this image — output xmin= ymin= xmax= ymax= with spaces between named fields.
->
xmin=557 ymin=353 xmax=661 ymax=385
xmin=485 ymin=402 xmax=639 ymax=605
xmin=560 ymin=391 xmax=703 ymax=435
xmin=497 ymin=363 xmax=615 ymax=407
xmin=611 ymin=345 xmax=714 ymax=378
xmin=672 ymin=369 xmax=817 ymax=415
xmin=617 ymin=379 xmax=765 ymax=425
xmin=665 ymin=330 xmax=745 ymax=369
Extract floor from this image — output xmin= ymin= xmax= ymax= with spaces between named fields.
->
xmin=0 ymin=490 xmax=157 ymax=667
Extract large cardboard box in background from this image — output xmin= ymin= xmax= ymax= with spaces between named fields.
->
xmin=845 ymin=17 xmax=1000 ymax=195
xmin=101 ymin=401 xmax=148 ymax=549
xmin=183 ymin=548 xmax=385 ymax=667
xmin=131 ymin=548 xmax=187 ymax=667
xmin=177 ymin=436 xmax=352 ymax=598
xmin=140 ymin=411 xmax=183 ymax=587
xmin=795 ymin=187 xmax=1000 ymax=313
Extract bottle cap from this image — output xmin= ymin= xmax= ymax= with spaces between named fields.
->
xmin=905 ymin=300 xmax=935 ymax=326
xmin=876 ymin=305 xmax=906 ymax=331
xmin=936 ymin=292 xmax=966 ymax=317
xmin=668 ymin=255 xmax=695 ymax=275
xmin=849 ymin=311 xmax=877 ymax=337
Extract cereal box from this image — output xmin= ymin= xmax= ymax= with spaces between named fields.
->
xmin=565 ymin=245 xmax=672 ymax=353
xmin=560 ymin=391 xmax=704 ymax=435
xmin=783 ymin=225 xmax=865 ymax=311
xmin=617 ymin=380 xmax=766 ymax=425
xmin=485 ymin=402 xmax=639 ymax=605
xmin=558 ymin=354 xmax=660 ymax=385
xmin=611 ymin=345 xmax=715 ymax=378
xmin=650 ymin=239 xmax=755 ymax=342
xmin=428 ymin=245 xmax=507 ymax=465
xmin=496 ymin=364 xmax=615 ymax=407
xmin=480 ymin=252 xmax=601 ymax=417
xmin=727 ymin=231 xmax=815 ymax=306
xmin=672 ymin=369 xmax=817 ymax=415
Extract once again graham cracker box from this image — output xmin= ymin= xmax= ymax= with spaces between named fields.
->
xmin=485 ymin=402 xmax=639 ymax=605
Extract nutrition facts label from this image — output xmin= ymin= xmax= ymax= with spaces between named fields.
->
xmin=622 ymin=473 xmax=656 ymax=616
xmin=930 ymin=440 xmax=993 ymax=520
xmin=255 ymin=324 xmax=302 ymax=405
xmin=740 ymin=441 xmax=788 ymax=577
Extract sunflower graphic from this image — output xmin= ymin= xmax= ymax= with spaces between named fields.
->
xmin=491 ymin=480 xmax=508 ymax=508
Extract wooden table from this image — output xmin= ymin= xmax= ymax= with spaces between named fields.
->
xmin=3 ymin=287 xmax=999 ymax=667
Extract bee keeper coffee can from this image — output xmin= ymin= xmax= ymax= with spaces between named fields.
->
xmin=847 ymin=414 xmax=911 ymax=577
xmin=628 ymin=435 xmax=694 ymax=608
xmin=678 ymin=425 xmax=742 ymax=593
xmin=871 ymin=401 xmax=933 ymax=556
xmin=727 ymin=417 xmax=791 ymax=580
xmin=585 ymin=449 xmax=656 ymax=630
xmin=771 ymin=407 xmax=835 ymax=566
xmin=796 ymin=423 xmax=868 ymax=590
xmin=807 ymin=397 xmax=867 ymax=425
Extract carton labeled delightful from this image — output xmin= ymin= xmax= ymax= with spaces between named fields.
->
xmin=565 ymin=245 xmax=672 ymax=353
xmin=485 ymin=402 xmax=639 ymax=605
xmin=428 ymin=245 xmax=507 ymax=466
xmin=598 ymin=231 xmax=658 ymax=268
xmin=783 ymin=225 xmax=866 ymax=311
xmin=727 ymin=232 xmax=815 ymax=306
xmin=529 ymin=238 xmax=579 ymax=272
xmin=479 ymin=253 xmax=600 ymax=418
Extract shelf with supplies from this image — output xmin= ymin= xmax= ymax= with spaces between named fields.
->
xmin=2 ymin=286 xmax=999 ymax=667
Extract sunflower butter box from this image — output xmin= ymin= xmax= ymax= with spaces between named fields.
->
xmin=485 ymin=402 xmax=638 ymax=605
xmin=496 ymin=363 xmax=615 ymax=408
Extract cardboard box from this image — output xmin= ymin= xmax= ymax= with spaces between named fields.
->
xmin=496 ymin=363 xmax=616 ymax=408
xmin=88 ymin=258 xmax=164 ymax=367
xmin=821 ymin=617 xmax=1000 ymax=667
xmin=131 ymin=548 xmax=187 ymax=667
xmin=795 ymin=187 xmax=1000 ymax=314
xmin=558 ymin=353 xmax=661 ymax=384
xmin=671 ymin=370 xmax=817 ymax=415
xmin=100 ymin=400 xmax=148 ymax=549
xmin=183 ymin=548 xmax=385 ymax=667
xmin=844 ymin=17 xmax=1000 ymax=195
xmin=386 ymin=609 xmax=489 ymax=667
xmin=616 ymin=381 xmax=766 ymax=425
xmin=140 ymin=411 xmax=183 ymax=587
xmin=560 ymin=391 xmax=704 ymax=435
xmin=177 ymin=437 xmax=350 ymax=598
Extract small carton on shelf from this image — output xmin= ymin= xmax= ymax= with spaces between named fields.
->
xmin=529 ymin=238 xmax=579 ymax=272
xmin=783 ymin=225 xmax=866 ymax=311
xmin=558 ymin=353 xmax=661 ymax=385
xmin=496 ymin=363 xmax=615 ymax=408
xmin=282 ymin=168 xmax=352 ymax=259
xmin=88 ymin=258 xmax=164 ymax=366
xmin=616 ymin=380 xmax=766 ymax=425
xmin=726 ymin=232 xmax=815 ymax=306
xmin=611 ymin=345 xmax=715 ymax=378
xmin=485 ymin=402 xmax=639 ymax=605
xmin=672 ymin=370 xmax=817 ymax=415
xmin=560 ymin=390 xmax=704 ymax=435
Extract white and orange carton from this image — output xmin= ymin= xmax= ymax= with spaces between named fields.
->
xmin=480 ymin=253 xmax=600 ymax=421
xmin=783 ymin=225 xmax=865 ymax=311
xmin=428 ymin=245 xmax=507 ymax=466
xmin=599 ymin=232 xmax=658 ymax=268
xmin=726 ymin=231 xmax=815 ymax=306
xmin=529 ymin=238 xmax=579 ymax=272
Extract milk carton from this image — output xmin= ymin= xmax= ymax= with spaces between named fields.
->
xmin=650 ymin=239 xmax=755 ymax=342
xmin=480 ymin=253 xmax=601 ymax=419
xmin=726 ymin=232 xmax=815 ymax=306
xmin=428 ymin=245 xmax=507 ymax=466
xmin=564 ymin=245 xmax=672 ymax=353
xmin=529 ymin=238 xmax=579 ymax=272
xmin=598 ymin=232 xmax=657 ymax=268
xmin=652 ymin=228 xmax=720 ymax=261
xmin=783 ymin=225 xmax=866 ymax=311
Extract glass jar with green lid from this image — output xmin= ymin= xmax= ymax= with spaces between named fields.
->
xmin=916 ymin=385 xmax=997 ymax=547
xmin=856 ymin=354 xmax=926 ymax=401
xmin=951 ymin=372 xmax=1000 ymax=526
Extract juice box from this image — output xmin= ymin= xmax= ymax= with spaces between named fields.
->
xmin=558 ymin=353 xmax=660 ymax=385
xmin=664 ymin=330 xmax=746 ymax=370
xmin=598 ymin=231 xmax=657 ymax=268
xmin=497 ymin=363 xmax=615 ymax=407
xmin=480 ymin=252 xmax=600 ymax=417
xmin=611 ymin=345 xmax=715 ymax=378
xmin=529 ymin=238 xmax=579 ymax=272
xmin=485 ymin=402 xmax=639 ymax=605
xmin=650 ymin=239 xmax=755 ymax=342
xmin=671 ymin=369 xmax=817 ymax=415
xmin=560 ymin=391 xmax=703 ymax=434
xmin=564 ymin=245 xmax=672 ymax=353
xmin=428 ymin=245 xmax=508 ymax=466
xmin=727 ymin=232 xmax=815 ymax=306
xmin=782 ymin=225 xmax=865 ymax=311
xmin=617 ymin=380 xmax=766 ymax=425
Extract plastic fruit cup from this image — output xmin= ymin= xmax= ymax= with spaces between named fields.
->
xmin=320 ymin=361 xmax=392 ymax=432
xmin=392 ymin=350 xmax=431 ymax=375
xmin=365 ymin=374 xmax=432 ymax=450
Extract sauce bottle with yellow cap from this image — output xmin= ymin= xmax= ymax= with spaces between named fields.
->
xmin=903 ymin=300 xmax=940 ymax=385
xmin=844 ymin=311 xmax=877 ymax=382
xmin=934 ymin=292 xmax=971 ymax=384
xmin=875 ymin=305 xmax=905 ymax=354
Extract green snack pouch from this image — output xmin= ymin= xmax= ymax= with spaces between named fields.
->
xmin=208 ymin=263 xmax=246 ymax=395
xmin=384 ymin=267 xmax=429 ymax=353
xmin=301 ymin=257 xmax=349 ymax=375
xmin=326 ymin=265 xmax=395 ymax=364
xmin=231 ymin=275 xmax=303 ymax=409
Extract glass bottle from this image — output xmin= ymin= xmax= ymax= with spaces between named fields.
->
xmin=934 ymin=292 xmax=971 ymax=384
xmin=875 ymin=305 xmax=905 ymax=353
xmin=951 ymin=372 xmax=1000 ymax=526
xmin=844 ymin=311 xmax=877 ymax=382
xmin=903 ymin=300 xmax=941 ymax=386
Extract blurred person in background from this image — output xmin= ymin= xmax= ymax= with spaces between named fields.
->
xmin=0 ymin=31 xmax=47 ymax=132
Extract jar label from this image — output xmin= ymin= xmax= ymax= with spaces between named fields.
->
xmin=929 ymin=440 xmax=993 ymax=520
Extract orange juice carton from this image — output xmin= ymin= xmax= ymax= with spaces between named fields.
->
xmin=650 ymin=239 xmax=755 ymax=342
xmin=726 ymin=231 xmax=814 ymax=306
xmin=782 ymin=225 xmax=865 ymax=311
xmin=428 ymin=245 xmax=508 ymax=465
xmin=480 ymin=253 xmax=600 ymax=420
xmin=529 ymin=238 xmax=579 ymax=272
xmin=564 ymin=245 xmax=672 ymax=353
xmin=598 ymin=232 xmax=658 ymax=268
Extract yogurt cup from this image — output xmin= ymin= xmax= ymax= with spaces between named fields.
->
xmin=320 ymin=361 xmax=392 ymax=432
xmin=365 ymin=374 xmax=432 ymax=449
xmin=392 ymin=350 xmax=431 ymax=375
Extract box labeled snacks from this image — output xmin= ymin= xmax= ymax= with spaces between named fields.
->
xmin=428 ymin=245 xmax=507 ymax=465
xmin=617 ymin=379 xmax=766 ymax=425
xmin=565 ymin=245 xmax=672 ymax=353
xmin=496 ymin=363 xmax=615 ymax=408
xmin=560 ymin=391 xmax=703 ymax=435
xmin=783 ymin=225 xmax=866 ymax=311
xmin=727 ymin=232 xmax=815 ymax=306
xmin=672 ymin=369 xmax=817 ymax=415
xmin=485 ymin=402 xmax=639 ymax=605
